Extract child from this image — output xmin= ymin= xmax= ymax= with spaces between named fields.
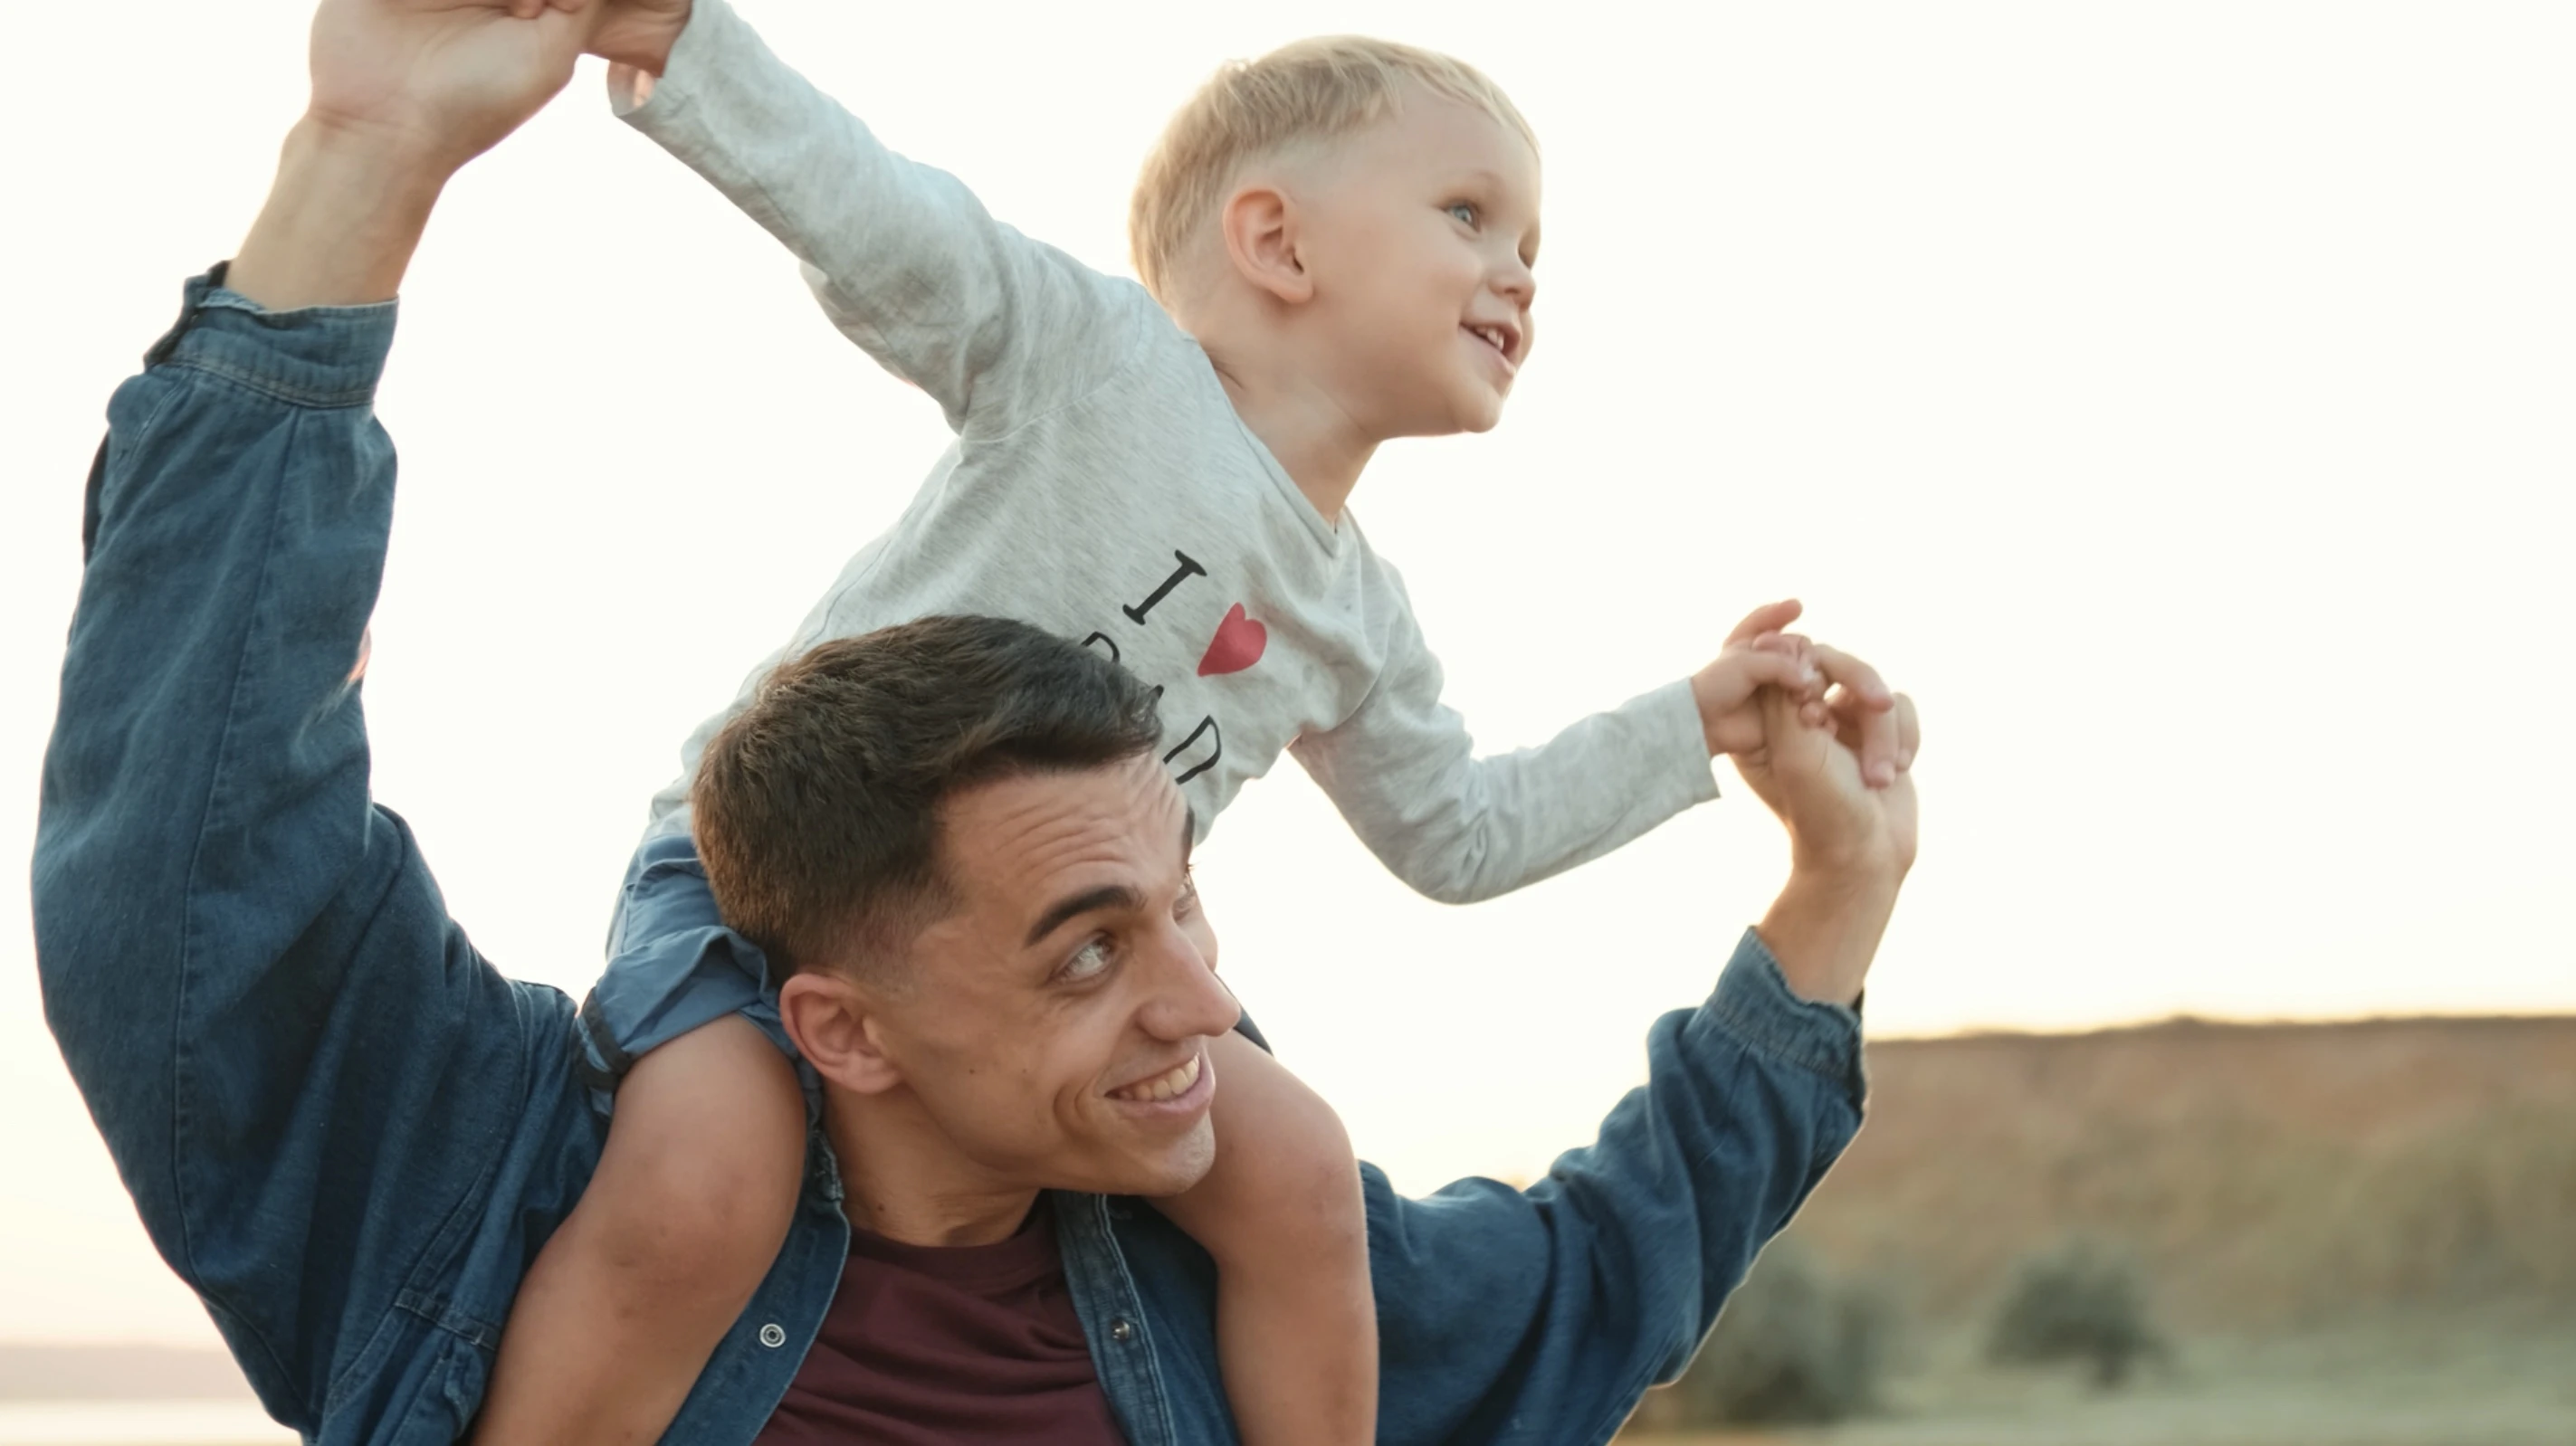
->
xmin=473 ymin=4 xmax=1852 ymax=1442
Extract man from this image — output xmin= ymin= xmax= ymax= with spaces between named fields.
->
xmin=33 ymin=2 xmax=1922 ymax=1442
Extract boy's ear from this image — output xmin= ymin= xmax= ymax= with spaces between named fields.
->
xmin=1220 ymin=185 xmax=1314 ymax=306
xmin=779 ymin=970 xmax=904 ymax=1096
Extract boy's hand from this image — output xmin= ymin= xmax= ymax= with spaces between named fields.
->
xmin=1692 ymin=600 xmax=1824 ymax=762
xmin=582 ymin=0 xmax=692 ymax=74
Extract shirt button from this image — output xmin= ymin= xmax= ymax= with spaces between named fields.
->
xmin=1109 ymin=1317 xmax=1137 ymax=1345
xmin=758 ymin=1323 xmax=787 ymax=1348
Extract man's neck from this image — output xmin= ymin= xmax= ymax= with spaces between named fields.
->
xmin=824 ymin=1093 xmax=1043 ymax=1247
xmin=1193 ymin=322 xmax=1378 ymax=526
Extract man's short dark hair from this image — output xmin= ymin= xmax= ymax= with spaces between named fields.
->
xmin=691 ymin=614 xmax=1164 ymax=982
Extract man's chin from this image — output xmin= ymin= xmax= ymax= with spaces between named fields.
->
xmin=1111 ymin=1118 xmax=1220 ymax=1200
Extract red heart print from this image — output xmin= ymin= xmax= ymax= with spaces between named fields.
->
xmin=1197 ymin=604 xmax=1267 ymax=677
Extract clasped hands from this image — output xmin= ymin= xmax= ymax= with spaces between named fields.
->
xmin=1691 ymin=600 xmax=1921 ymax=887
xmin=293 ymin=0 xmax=691 ymax=180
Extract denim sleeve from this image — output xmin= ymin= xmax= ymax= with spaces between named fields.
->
xmin=1369 ymin=929 xmax=1867 ymax=1445
xmin=33 ymin=273 xmax=591 ymax=1440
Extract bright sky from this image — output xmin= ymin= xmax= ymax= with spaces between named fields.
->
xmin=3 ymin=0 xmax=2569 ymax=1348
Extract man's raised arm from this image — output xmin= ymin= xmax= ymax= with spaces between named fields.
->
xmin=1351 ymin=667 xmax=1921 ymax=1443
xmin=35 ymin=4 xmax=615 ymax=1434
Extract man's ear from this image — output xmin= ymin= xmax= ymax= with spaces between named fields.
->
xmin=1220 ymin=184 xmax=1314 ymax=306
xmin=779 ymin=970 xmax=904 ymax=1096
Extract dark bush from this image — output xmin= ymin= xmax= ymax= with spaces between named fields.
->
xmin=1986 ymin=1238 xmax=2165 ymax=1387
xmin=1664 ymin=1239 xmax=1893 ymax=1425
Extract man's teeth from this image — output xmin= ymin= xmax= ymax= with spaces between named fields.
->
xmin=1116 ymin=1055 xmax=1202 ymax=1102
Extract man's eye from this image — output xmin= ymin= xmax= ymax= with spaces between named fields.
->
xmin=1174 ymin=870 xmax=1201 ymax=919
xmin=1445 ymin=201 xmax=1479 ymax=228
xmin=1059 ymin=937 xmax=1113 ymax=983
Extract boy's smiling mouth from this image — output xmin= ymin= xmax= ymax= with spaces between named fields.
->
xmin=1464 ymin=320 xmax=1522 ymax=374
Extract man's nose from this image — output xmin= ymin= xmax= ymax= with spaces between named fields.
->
xmin=1135 ymin=921 xmax=1241 ymax=1042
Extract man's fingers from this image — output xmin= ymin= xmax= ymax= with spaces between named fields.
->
xmin=1823 ymin=690 xmax=1898 ymax=786
xmin=1808 ymin=644 xmax=1895 ymax=711
xmin=1723 ymin=599 xmax=1804 ymax=649
xmin=1893 ymin=693 xmax=1920 ymax=771
xmin=1810 ymin=645 xmax=1898 ymax=786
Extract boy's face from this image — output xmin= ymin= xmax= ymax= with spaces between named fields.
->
xmin=1299 ymin=92 xmax=1541 ymax=439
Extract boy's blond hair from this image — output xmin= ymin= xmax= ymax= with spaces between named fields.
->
xmin=1130 ymin=36 xmax=1536 ymax=307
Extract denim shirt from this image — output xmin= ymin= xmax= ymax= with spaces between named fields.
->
xmin=34 ymin=274 xmax=1868 ymax=1446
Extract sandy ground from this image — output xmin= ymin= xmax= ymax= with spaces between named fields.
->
xmin=1625 ymin=1318 xmax=2576 ymax=1446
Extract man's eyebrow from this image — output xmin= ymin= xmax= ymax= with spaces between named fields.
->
xmin=1021 ymin=804 xmax=1197 ymax=948
xmin=1025 ymin=884 xmax=1142 ymax=948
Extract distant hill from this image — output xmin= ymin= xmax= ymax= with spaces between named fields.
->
xmin=1788 ymin=1013 xmax=2576 ymax=1327
xmin=0 ymin=1343 xmax=255 ymax=1401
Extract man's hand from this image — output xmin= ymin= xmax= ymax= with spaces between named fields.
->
xmin=1733 ymin=659 xmax=1919 ymax=878
xmin=229 ymin=0 xmax=603 ymax=310
xmin=1729 ymin=646 xmax=1921 ymax=1005
xmin=303 ymin=0 xmax=596 ymax=175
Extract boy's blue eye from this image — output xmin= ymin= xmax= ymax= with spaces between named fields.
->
xmin=1446 ymin=202 xmax=1479 ymax=227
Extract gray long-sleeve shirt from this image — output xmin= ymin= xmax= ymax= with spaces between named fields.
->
xmin=622 ymin=0 xmax=1719 ymax=903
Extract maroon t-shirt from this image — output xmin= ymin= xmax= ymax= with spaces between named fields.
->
xmin=755 ymin=1201 xmax=1123 ymax=1444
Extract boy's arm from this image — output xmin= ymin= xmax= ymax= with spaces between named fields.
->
xmin=612 ymin=0 xmax=1146 ymax=434
xmin=1292 ymin=572 xmax=1718 ymax=905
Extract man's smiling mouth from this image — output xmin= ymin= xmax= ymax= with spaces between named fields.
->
xmin=1111 ymin=1052 xmax=1203 ymax=1102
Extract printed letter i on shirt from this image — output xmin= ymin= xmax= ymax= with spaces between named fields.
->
xmin=1121 ymin=551 xmax=1207 ymax=625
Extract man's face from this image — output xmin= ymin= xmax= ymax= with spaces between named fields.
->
xmin=867 ymin=755 xmax=1236 ymax=1198
xmin=1297 ymin=90 xmax=1542 ymax=439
